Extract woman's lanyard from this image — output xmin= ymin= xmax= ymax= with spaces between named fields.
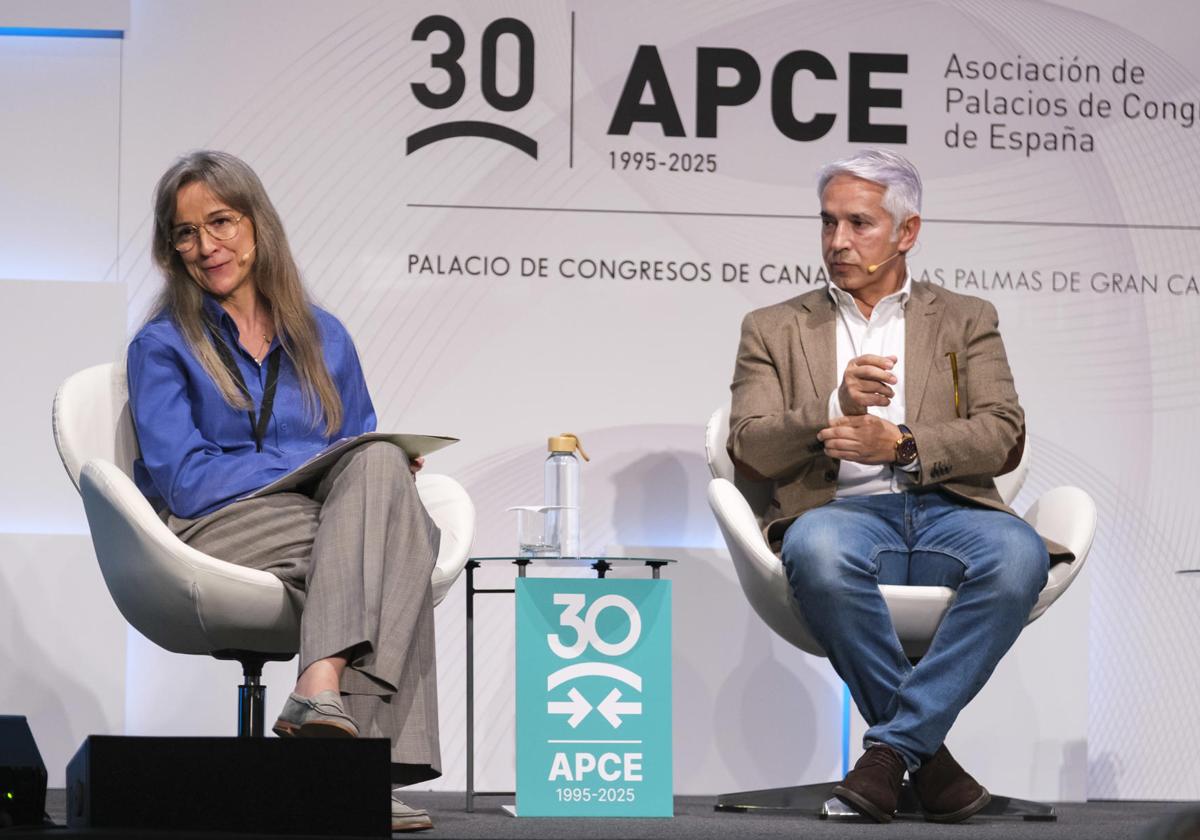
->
xmin=207 ymin=326 xmax=281 ymax=453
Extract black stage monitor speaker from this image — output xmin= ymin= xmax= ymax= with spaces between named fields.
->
xmin=67 ymin=735 xmax=391 ymax=837
xmin=0 ymin=715 xmax=48 ymax=829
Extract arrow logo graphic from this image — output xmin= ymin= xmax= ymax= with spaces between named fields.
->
xmin=547 ymin=687 xmax=593 ymax=728
xmin=597 ymin=688 xmax=642 ymax=728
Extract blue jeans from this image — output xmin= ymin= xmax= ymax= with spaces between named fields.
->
xmin=781 ymin=489 xmax=1048 ymax=771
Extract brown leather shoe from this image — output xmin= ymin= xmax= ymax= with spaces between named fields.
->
xmin=832 ymin=745 xmax=907 ymax=823
xmin=911 ymin=745 xmax=991 ymax=823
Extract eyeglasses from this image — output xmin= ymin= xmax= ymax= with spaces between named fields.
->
xmin=170 ymin=212 xmax=245 ymax=253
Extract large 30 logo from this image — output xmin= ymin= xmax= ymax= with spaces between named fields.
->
xmin=405 ymin=13 xmax=909 ymax=160
xmin=406 ymin=15 xmax=538 ymax=158
xmin=545 ymin=593 xmax=644 ymax=729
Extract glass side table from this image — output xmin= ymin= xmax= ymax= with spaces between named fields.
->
xmin=464 ymin=556 xmax=674 ymax=812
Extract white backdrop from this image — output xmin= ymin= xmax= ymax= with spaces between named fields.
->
xmin=2 ymin=0 xmax=1199 ymax=800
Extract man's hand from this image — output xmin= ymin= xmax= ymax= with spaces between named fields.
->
xmin=838 ymin=354 xmax=898 ymax=416
xmin=818 ymin=415 xmax=902 ymax=465
xmin=409 ymin=456 xmax=425 ymax=476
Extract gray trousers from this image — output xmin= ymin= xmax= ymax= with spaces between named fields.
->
xmin=166 ymin=441 xmax=442 ymax=784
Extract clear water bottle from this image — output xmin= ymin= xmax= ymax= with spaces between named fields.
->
xmin=544 ymin=433 xmax=589 ymax=557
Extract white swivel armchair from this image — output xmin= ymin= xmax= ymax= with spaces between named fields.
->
xmin=705 ymin=405 xmax=1096 ymax=820
xmin=53 ymin=362 xmax=475 ymax=737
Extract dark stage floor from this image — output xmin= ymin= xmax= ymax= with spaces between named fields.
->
xmin=10 ymin=789 xmax=1193 ymax=839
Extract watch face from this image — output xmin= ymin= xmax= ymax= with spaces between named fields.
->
xmin=896 ymin=436 xmax=918 ymax=466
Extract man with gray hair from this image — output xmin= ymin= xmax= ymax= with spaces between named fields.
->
xmin=728 ymin=149 xmax=1065 ymax=823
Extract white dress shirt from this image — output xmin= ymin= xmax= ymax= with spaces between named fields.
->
xmin=825 ymin=272 xmax=917 ymax=498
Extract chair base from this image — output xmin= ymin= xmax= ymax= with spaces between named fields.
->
xmin=212 ymin=649 xmax=296 ymax=738
xmin=715 ymin=780 xmax=1056 ymax=821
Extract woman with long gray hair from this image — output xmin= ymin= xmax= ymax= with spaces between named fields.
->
xmin=126 ymin=150 xmax=439 ymax=832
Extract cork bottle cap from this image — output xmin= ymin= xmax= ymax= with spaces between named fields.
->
xmin=547 ymin=433 xmax=589 ymax=461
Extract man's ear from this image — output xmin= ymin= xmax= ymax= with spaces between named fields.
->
xmin=898 ymin=214 xmax=921 ymax=254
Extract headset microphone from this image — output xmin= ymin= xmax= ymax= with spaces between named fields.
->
xmin=867 ymin=251 xmax=902 ymax=274
xmin=238 ymin=244 xmax=257 ymax=266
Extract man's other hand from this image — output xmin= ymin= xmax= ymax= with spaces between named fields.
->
xmin=819 ymin=415 xmax=902 ymax=465
xmin=838 ymin=354 xmax=898 ymax=416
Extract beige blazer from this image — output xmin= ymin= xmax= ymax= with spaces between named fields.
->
xmin=728 ymin=282 xmax=1071 ymax=561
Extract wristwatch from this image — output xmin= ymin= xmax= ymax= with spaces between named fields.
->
xmin=894 ymin=424 xmax=918 ymax=467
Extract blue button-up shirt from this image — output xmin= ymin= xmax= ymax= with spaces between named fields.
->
xmin=127 ymin=296 xmax=375 ymax=518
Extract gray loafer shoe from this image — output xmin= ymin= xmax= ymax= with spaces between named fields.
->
xmin=391 ymin=792 xmax=432 ymax=832
xmin=272 ymin=689 xmax=359 ymax=738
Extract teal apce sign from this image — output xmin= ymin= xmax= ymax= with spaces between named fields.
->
xmin=516 ymin=579 xmax=672 ymax=817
